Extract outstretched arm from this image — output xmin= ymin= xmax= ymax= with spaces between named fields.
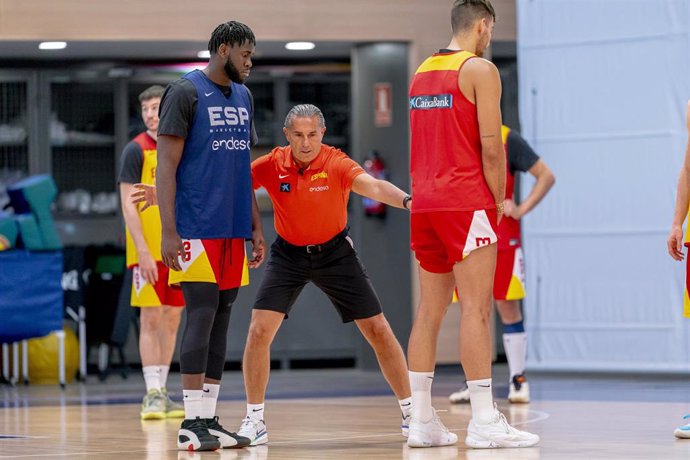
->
xmin=668 ymin=100 xmax=690 ymax=261
xmin=351 ymin=173 xmax=411 ymax=210
xmin=131 ymin=183 xmax=157 ymax=210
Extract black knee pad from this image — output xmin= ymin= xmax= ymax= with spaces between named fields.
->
xmin=205 ymin=288 xmax=238 ymax=380
xmin=218 ymin=288 xmax=238 ymax=313
xmin=179 ymin=282 xmax=219 ymax=375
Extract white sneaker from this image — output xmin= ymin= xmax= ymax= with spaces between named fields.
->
xmin=466 ymin=406 xmax=540 ymax=448
xmin=508 ymin=374 xmax=530 ymax=404
xmin=449 ymin=382 xmax=470 ymax=404
xmin=402 ymin=413 xmax=411 ymax=437
xmin=674 ymin=415 xmax=690 ymax=439
xmin=407 ymin=408 xmax=458 ymax=448
xmin=238 ymin=416 xmax=268 ymax=446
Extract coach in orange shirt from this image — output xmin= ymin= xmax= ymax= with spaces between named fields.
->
xmin=132 ymin=104 xmax=414 ymax=443
xmin=235 ymin=104 xmax=413 ymax=445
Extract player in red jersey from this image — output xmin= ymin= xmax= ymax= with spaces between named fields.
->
xmin=406 ymin=0 xmax=539 ymax=449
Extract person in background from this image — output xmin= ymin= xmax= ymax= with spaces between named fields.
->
xmin=450 ymin=125 xmax=555 ymax=404
xmin=119 ymin=85 xmax=185 ymax=421
xmin=667 ymin=100 xmax=690 ymax=439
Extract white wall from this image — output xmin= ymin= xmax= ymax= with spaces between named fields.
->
xmin=518 ymin=0 xmax=690 ymax=372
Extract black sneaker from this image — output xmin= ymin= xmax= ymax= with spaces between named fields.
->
xmin=177 ymin=417 xmax=221 ymax=451
xmin=206 ymin=416 xmax=251 ymax=448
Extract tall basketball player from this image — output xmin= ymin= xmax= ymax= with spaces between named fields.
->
xmin=407 ymin=0 xmax=539 ymax=448
xmin=156 ymin=21 xmax=265 ymax=451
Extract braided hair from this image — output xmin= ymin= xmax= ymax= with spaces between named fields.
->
xmin=208 ymin=21 xmax=256 ymax=54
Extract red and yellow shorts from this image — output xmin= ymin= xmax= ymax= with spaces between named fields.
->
xmin=411 ymin=209 xmax=498 ymax=273
xmin=493 ymin=246 xmax=526 ymax=301
xmin=452 ymin=246 xmax=526 ymax=303
xmin=131 ymin=261 xmax=185 ymax=307
xmin=169 ymin=238 xmax=249 ymax=290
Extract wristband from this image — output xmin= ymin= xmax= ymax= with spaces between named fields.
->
xmin=403 ymin=195 xmax=412 ymax=209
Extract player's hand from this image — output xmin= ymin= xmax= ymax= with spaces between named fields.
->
xmin=668 ymin=225 xmax=685 ymax=261
xmin=161 ymin=230 xmax=184 ymax=271
xmin=138 ymin=250 xmax=159 ymax=284
xmin=248 ymin=228 xmax=265 ymax=269
xmin=131 ymin=183 xmax=158 ymax=211
xmin=503 ymin=199 xmax=522 ymax=219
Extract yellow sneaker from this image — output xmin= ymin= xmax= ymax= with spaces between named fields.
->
xmin=162 ymin=388 xmax=185 ymax=419
xmin=140 ymin=389 xmax=166 ymax=420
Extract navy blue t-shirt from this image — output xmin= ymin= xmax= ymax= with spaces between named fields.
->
xmin=158 ymin=70 xmax=256 ymax=239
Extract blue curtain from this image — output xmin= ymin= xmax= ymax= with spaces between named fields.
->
xmin=517 ymin=0 xmax=690 ymax=371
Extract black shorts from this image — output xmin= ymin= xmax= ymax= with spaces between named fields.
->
xmin=253 ymin=232 xmax=382 ymax=323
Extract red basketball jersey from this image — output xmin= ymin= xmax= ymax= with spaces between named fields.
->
xmin=409 ymin=50 xmax=495 ymax=213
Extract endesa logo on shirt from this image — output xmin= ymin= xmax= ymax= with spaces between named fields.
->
xmin=208 ymin=106 xmax=251 ymax=152
xmin=211 ymin=138 xmax=250 ymax=151
xmin=409 ymin=94 xmax=453 ymax=110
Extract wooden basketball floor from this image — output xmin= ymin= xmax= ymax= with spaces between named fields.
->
xmin=2 ymin=367 xmax=690 ymax=459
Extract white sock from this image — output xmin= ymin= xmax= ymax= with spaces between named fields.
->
xmin=398 ymin=397 xmax=412 ymax=418
xmin=143 ymin=366 xmax=161 ymax=393
xmin=409 ymin=371 xmax=434 ymax=422
xmin=201 ymin=383 xmax=220 ymax=419
xmin=467 ymin=378 xmax=494 ymax=425
xmin=159 ymin=365 xmax=170 ymax=390
xmin=183 ymin=389 xmax=204 ymax=420
xmin=247 ymin=403 xmax=265 ymax=420
xmin=503 ymin=332 xmax=527 ymax=379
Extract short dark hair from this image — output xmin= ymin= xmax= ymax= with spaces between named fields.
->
xmin=208 ymin=21 xmax=256 ymax=54
xmin=451 ymin=0 xmax=496 ymax=34
xmin=138 ymin=85 xmax=164 ymax=103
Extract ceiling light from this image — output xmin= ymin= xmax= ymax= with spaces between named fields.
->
xmin=197 ymin=50 xmax=210 ymax=59
xmin=38 ymin=41 xmax=67 ymax=50
xmin=285 ymin=42 xmax=315 ymax=51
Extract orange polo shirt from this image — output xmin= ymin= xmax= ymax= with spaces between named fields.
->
xmin=252 ymin=144 xmax=365 ymax=246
